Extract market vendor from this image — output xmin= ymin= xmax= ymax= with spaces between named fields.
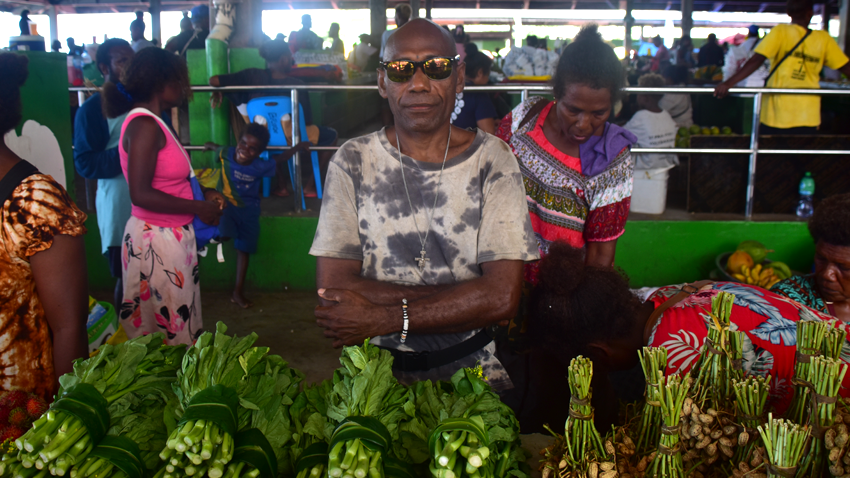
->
xmin=310 ymin=19 xmax=539 ymax=391
xmin=496 ymin=24 xmax=636 ymax=279
xmin=772 ymin=192 xmax=850 ymax=321
xmin=527 ymin=241 xmax=848 ymax=431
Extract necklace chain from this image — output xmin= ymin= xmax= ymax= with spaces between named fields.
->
xmin=396 ymin=126 xmax=452 ymax=271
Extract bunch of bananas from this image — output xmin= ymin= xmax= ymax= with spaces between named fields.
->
xmin=732 ymin=264 xmax=781 ymax=289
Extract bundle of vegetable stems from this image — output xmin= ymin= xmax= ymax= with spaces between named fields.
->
xmin=637 ymin=348 xmax=668 ymax=453
xmin=646 ymin=373 xmax=690 ymax=478
xmin=758 ymin=414 xmax=810 ymax=478
xmin=564 ymin=356 xmax=605 ymax=465
xmin=692 ymin=292 xmax=743 ymax=408
xmin=159 ymin=418 xmax=234 ymax=478
xmin=732 ymin=375 xmax=771 ymax=464
xmin=786 ymin=321 xmax=829 ymax=424
xmin=795 ymin=356 xmax=847 ymax=478
xmin=1 ymin=335 xmax=184 ymax=478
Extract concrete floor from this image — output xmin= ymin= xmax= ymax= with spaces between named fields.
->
xmin=201 ymin=289 xmax=341 ymax=385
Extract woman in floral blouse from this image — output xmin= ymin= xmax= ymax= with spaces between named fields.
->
xmin=496 ymin=24 xmax=636 ymax=282
xmin=526 ymin=242 xmax=848 ymax=430
xmin=0 ymin=53 xmax=88 ymax=399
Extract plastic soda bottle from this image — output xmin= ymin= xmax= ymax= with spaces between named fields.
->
xmin=795 ymin=172 xmax=815 ymax=218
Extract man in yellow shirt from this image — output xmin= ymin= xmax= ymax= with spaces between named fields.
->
xmin=715 ymin=0 xmax=850 ymax=134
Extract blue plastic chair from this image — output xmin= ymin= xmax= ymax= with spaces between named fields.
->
xmin=246 ymin=96 xmax=323 ymax=209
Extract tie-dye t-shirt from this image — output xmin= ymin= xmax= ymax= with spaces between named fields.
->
xmin=310 ymin=128 xmax=539 ymax=390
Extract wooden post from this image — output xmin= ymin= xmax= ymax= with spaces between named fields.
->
xmin=425 ymin=0 xmax=432 ymax=19
xmin=411 ymin=0 xmax=420 ymax=18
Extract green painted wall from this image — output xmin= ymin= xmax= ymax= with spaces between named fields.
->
xmin=16 ymin=51 xmax=75 ymax=200
xmin=85 ymin=215 xmax=815 ymax=292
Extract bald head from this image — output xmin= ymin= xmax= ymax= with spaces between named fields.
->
xmin=383 ymin=18 xmax=457 ymax=62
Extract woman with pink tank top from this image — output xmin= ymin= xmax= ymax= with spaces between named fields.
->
xmin=102 ymin=48 xmax=226 ymax=345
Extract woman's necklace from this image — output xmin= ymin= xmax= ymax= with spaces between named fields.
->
xmin=395 ymin=126 xmax=452 ymax=272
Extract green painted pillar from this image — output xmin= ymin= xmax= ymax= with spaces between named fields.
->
xmin=206 ymin=38 xmax=230 ymax=146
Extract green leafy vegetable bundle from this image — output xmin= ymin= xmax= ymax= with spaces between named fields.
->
xmin=412 ymin=368 xmax=528 ymax=478
xmin=158 ymin=323 xmax=303 ymax=478
xmin=321 ymin=340 xmax=415 ymax=478
xmin=1 ymin=333 xmax=185 ymax=478
xmin=289 ymin=381 xmax=333 ymax=478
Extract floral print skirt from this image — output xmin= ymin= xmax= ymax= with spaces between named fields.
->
xmin=120 ymin=216 xmax=203 ymax=345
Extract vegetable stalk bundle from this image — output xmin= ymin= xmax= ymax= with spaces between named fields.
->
xmin=160 ymin=323 xmax=303 ymax=478
xmin=758 ymin=414 xmax=810 ymax=478
xmin=646 ymin=373 xmax=690 ymax=478
xmin=1 ymin=334 xmax=185 ymax=478
xmin=324 ymin=340 xmax=415 ymax=478
xmin=692 ymin=292 xmax=744 ymax=409
xmin=564 ymin=357 xmax=605 ymax=466
xmin=409 ymin=368 xmax=526 ymax=478
xmin=636 ymin=347 xmax=668 ymax=453
xmin=786 ymin=320 xmax=829 ymax=425
xmin=731 ymin=375 xmax=771 ymax=465
xmin=795 ymin=356 xmax=848 ymax=478
xmin=822 ymin=324 xmax=846 ymax=361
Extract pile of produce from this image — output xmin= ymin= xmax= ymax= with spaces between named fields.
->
xmin=725 ymin=240 xmax=791 ymax=288
xmin=540 ymin=291 xmax=850 ymax=478
xmin=675 ymin=124 xmax=733 ymax=147
xmin=0 ymin=393 xmax=47 ymax=443
xmin=0 ymin=324 xmax=527 ymax=478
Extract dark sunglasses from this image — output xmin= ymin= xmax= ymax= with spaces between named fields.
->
xmin=379 ymin=56 xmax=460 ymax=83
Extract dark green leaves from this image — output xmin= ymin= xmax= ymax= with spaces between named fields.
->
xmin=295 ymin=442 xmax=329 ymax=472
xmin=232 ymin=428 xmax=278 ymax=478
xmin=330 ymin=417 xmax=392 ymax=452
xmin=52 ymin=384 xmax=110 ymax=443
xmin=179 ymin=384 xmax=240 ymax=437
xmin=88 ymin=436 xmax=146 ymax=478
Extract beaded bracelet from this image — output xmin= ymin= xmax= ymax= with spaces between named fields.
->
xmin=400 ymin=299 xmax=410 ymax=344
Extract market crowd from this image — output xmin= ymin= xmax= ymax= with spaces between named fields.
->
xmin=2 ymin=0 xmax=850 ymax=434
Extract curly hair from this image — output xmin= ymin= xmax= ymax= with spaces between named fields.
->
xmin=552 ymin=24 xmax=624 ymax=102
xmin=101 ymin=47 xmax=192 ymax=119
xmin=95 ymin=38 xmax=131 ymax=70
xmin=528 ymin=242 xmax=642 ymax=356
xmin=0 ymin=53 xmax=29 ymax=135
xmin=809 ymin=192 xmax=850 ymax=247
xmin=243 ymin=123 xmax=270 ymax=150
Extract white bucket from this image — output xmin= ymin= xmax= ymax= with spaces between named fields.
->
xmin=630 ymin=165 xmax=676 ymax=215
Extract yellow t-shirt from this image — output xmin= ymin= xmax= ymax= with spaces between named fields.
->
xmin=754 ymin=24 xmax=849 ymax=128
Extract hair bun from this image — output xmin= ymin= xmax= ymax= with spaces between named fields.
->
xmin=572 ymin=24 xmax=602 ymax=44
xmin=535 ymin=242 xmax=586 ymax=296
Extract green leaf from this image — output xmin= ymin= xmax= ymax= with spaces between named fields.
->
xmin=52 ymin=383 xmax=111 ymax=443
xmin=179 ymin=384 xmax=240 ymax=437
xmin=295 ymin=442 xmax=329 ymax=472
xmin=232 ymin=428 xmax=279 ymax=478
xmin=88 ymin=436 xmax=146 ymax=478
xmin=330 ymin=416 xmax=392 ymax=451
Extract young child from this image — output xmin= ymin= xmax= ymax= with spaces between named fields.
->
xmin=202 ymin=123 xmax=309 ymax=308
xmin=623 ymin=73 xmax=679 ymax=170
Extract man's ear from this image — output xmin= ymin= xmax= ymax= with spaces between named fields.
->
xmin=377 ymin=69 xmax=389 ymax=99
xmin=455 ymin=61 xmax=466 ymax=94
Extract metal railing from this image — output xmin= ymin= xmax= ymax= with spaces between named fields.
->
xmin=71 ymin=84 xmax=850 ymax=217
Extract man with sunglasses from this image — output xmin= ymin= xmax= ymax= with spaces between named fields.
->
xmin=311 ymin=19 xmax=538 ymax=392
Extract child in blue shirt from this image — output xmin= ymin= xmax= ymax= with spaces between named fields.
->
xmin=202 ymin=123 xmax=309 ymax=307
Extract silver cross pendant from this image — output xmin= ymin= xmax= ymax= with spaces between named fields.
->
xmin=415 ymin=249 xmax=430 ymax=272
